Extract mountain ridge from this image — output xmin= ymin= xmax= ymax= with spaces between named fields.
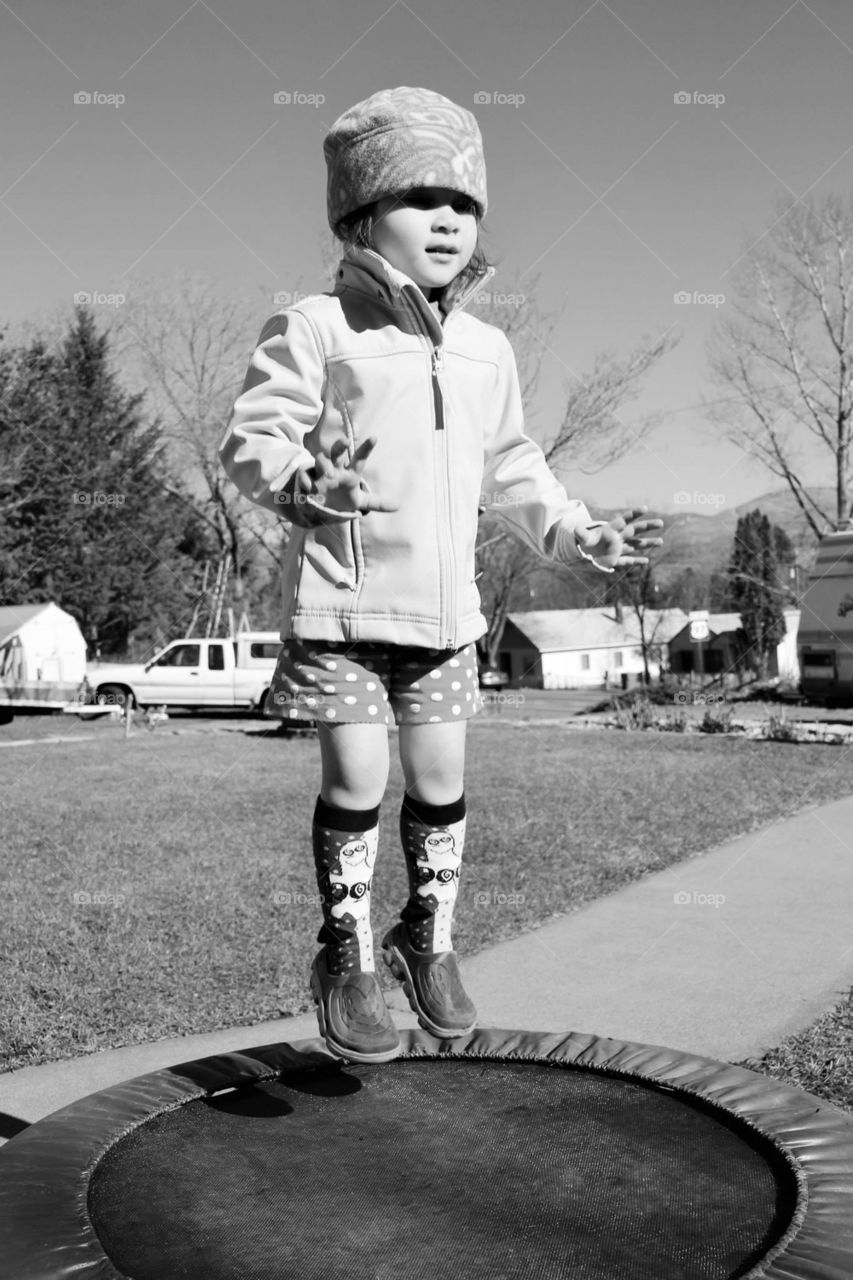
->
xmin=578 ymin=486 xmax=838 ymax=575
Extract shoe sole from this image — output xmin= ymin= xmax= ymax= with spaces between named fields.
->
xmin=382 ymin=938 xmax=477 ymax=1040
xmin=309 ymin=967 xmax=401 ymax=1065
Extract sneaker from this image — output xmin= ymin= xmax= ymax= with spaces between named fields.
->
xmin=381 ymin=921 xmax=477 ymax=1038
xmin=310 ymin=949 xmax=401 ymax=1064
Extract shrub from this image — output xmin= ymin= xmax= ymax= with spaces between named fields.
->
xmin=614 ymin=694 xmax=657 ymax=731
xmin=658 ymin=708 xmax=689 ymax=733
xmin=700 ymin=705 xmax=736 ymax=734
xmin=763 ymin=712 xmax=803 ymax=743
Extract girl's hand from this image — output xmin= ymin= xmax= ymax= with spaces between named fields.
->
xmin=311 ymin=437 xmax=399 ymax=517
xmin=277 ymin=437 xmax=399 ymax=526
xmin=575 ymin=507 xmax=664 ymax=570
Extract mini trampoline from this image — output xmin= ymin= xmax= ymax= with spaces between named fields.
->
xmin=1 ymin=1028 xmax=852 ymax=1280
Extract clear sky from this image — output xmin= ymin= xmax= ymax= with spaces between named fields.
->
xmin=2 ymin=0 xmax=851 ymax=515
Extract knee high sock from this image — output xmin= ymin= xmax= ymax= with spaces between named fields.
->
xmin=399 ymin=792 xmax=466 ymax=953
xmin=312 ymin=796 xmax=379 ymax=976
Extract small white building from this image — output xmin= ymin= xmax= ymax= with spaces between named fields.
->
xmin=499 ymin=609 xmax=691 ymax=689
xmin=0 ymin=602 xmax=88 ymax=704
xmin=668 ymin=609 xmax=801 ymax=682
xmin=777 ymin=609 xmax=801 ymax=681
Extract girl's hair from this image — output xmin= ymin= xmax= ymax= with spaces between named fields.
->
xmin=335 ymin=197 xmax=493 ymax=299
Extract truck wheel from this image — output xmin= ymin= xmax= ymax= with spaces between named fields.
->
xmin=96 ymin=683 xmax=135 ymax=711
xmin=258 ymin=688 xmax=272 ymax=716
xmin=0 ymin=705 xmax=13 ymax=725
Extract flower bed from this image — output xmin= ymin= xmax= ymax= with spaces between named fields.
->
xmin=576 ymin=706 xmax=853 ymax=744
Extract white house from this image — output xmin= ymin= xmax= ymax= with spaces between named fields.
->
xmin=667 ymin=609 xmax=801 ymax=682
xmin=498 ymin=609 xmax=691 ymax=689
xmin=0 ymin=603 xmax=88 ymax=704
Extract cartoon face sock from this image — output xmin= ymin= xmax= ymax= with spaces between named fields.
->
xmin=399 ymin=792 xmax=466 ymax=953
xmin=312 ymin=795 xmax=379 ymax=975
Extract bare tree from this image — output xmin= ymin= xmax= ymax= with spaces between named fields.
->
xmin=602 ymin=563 xmax=674 ymax=686
xmin=475 ymin=277 xmax=678 ymax=665
xmin=707 ymin=191 xmax=853 ymax=538
xmin=105 ymin=271 xmax=293 ymax=627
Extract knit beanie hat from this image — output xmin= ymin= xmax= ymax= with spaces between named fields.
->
xmin=324 ymin=86 xmax=488 ymax=234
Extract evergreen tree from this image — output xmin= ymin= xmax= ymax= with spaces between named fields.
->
xmin=727 ymin=509 xmax=787 ymax=678
xmin=0 ymin=308 xmax=212 ymax=654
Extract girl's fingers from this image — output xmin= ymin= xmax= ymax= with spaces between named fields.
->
xmin=350 ymin=436 xmax=377 ymax=473
xmin=329 ymin=438 xmax=350 ymax=466
xmin=362 ymin=494 xmax=400 ymax=514
xmin=303 ymin=497 xmax=360 ymax=522
xmin=304 ymin=437 xmax=396 ymax=516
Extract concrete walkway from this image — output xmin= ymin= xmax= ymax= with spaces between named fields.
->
xmin=2 ymin=793 xmax=853 ymax=1144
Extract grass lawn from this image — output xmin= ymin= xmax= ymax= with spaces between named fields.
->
xmin=2 ymin=717 xmax=853 ymax=1115
xmin=737 ymin=987 xmax=853 ymax=1115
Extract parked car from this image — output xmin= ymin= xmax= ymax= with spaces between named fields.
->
xmin=87 ymin=633 xmax=281 ymax=713
xmin=478 ymin=664 xmax=509 ymax=691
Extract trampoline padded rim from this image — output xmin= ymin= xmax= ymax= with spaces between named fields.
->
xmin=0 ymin=1026 xmax=850 ymax=1280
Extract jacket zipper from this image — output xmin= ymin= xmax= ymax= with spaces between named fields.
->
xmin=428 ymin=268 xmax=495 ymax=642
xmin=430 ymin=342 xmax=455 ymax=645
xmin=431 ymin=346 xmax=445 ymax=430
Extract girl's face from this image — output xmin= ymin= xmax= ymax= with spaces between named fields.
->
xmin=371 ymin=187 xmax=478 ymax=297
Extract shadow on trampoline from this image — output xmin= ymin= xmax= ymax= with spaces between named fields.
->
xmin=202 ymin=1062 xmax=363 ymax=1118
xmin=1 ymin=1028 xmax=852 ymax=1280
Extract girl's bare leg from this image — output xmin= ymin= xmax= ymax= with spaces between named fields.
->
xmin=316 ymin=721 xmax=390 ymax=808
xmin=397 ymin=720 xmax=467 ymax=804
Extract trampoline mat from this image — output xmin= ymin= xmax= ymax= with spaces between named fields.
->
xmin=88 ymin=1057 xmax=799 ymax=1280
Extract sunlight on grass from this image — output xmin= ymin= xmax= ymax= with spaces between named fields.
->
xmin=3 ymin=720 xmax=853 ymax=1111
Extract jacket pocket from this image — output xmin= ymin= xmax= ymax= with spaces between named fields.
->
xmin=302 ymin=518 xmax=361 ymax=592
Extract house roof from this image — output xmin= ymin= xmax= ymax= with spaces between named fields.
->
xmin=664 ymin=612 xmax=742 ymax=643
xmin=669 ymin=609 xmax=801 ymax=642
xmin=506 ymin=608 xmax=691 ymax=653
xmin=0 ymin=602 xmax=55 ymax=646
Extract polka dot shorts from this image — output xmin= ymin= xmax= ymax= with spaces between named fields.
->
xmin=268 ymin=640 xmax=484 ymax=726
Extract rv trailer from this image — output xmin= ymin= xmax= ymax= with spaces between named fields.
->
xmin=797 ymin=527 xmax=853 ymax=706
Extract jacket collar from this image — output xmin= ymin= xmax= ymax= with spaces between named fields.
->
xmin=335 ymin=245 xmax=496 ymax=342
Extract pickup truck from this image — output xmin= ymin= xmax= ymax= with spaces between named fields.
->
xmin=87 ymin=633 xmax=282 ymax=713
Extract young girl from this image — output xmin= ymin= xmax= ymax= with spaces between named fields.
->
xmin=219 ymin=85 xmax=662 ymax=1064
